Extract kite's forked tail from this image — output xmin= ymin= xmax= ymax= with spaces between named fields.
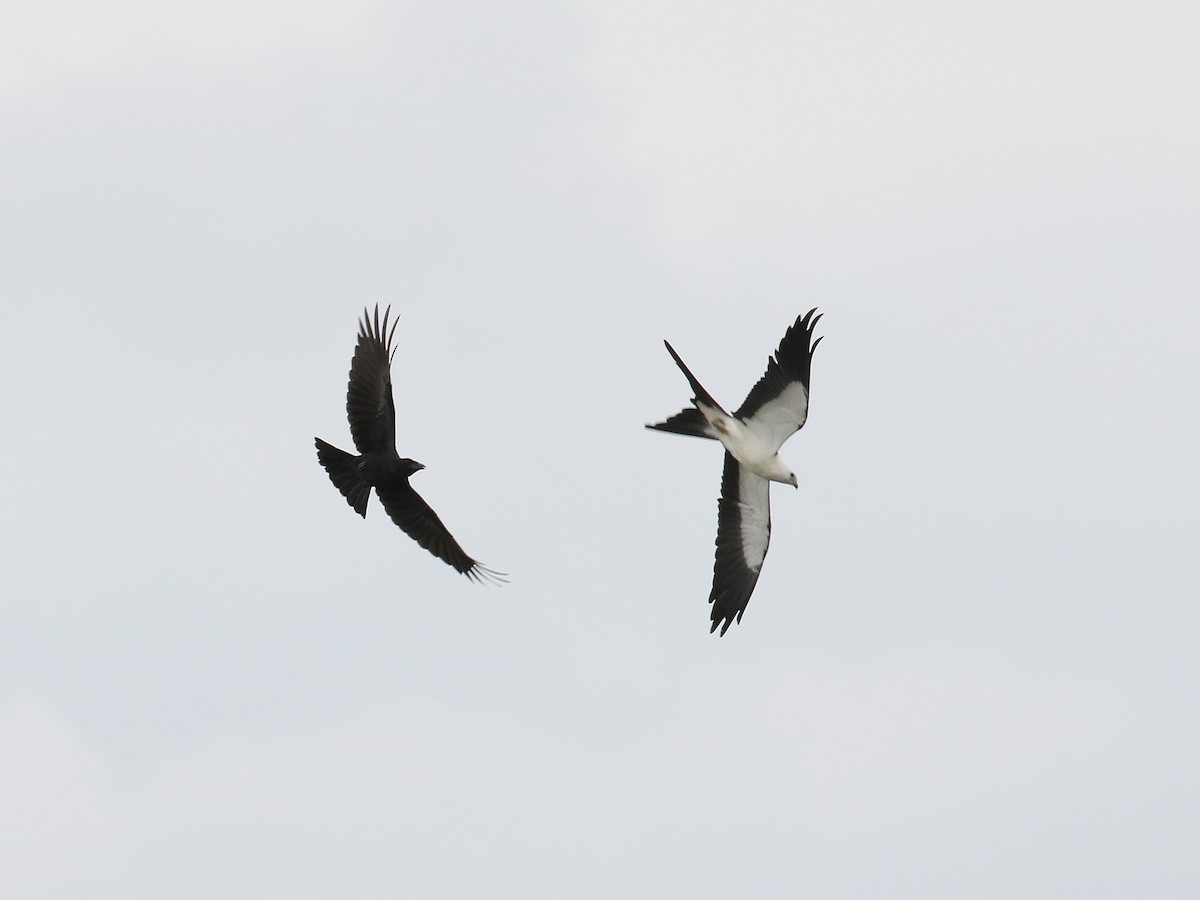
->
xmin=645 ymin=408 xmax=718 ymax=439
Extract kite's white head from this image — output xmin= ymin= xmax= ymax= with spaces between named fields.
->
xmin=758 ymin=455 xmax=798 ymax=489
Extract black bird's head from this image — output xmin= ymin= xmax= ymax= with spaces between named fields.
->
xmin=401 ymin=458 xmax=425 ymax=477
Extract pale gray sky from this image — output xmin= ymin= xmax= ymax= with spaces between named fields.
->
xmin=2 ymin=1 xmax=1198 ymax=897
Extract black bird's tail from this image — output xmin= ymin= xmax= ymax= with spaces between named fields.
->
xmin=645 ymin=408 xmax=718 ymax=439
xmin=314 ymin=438 xmax=371 ymax=517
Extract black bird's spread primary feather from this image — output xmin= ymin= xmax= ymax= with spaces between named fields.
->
xmin=315 ymin=306 xmax=504 ymax=585
xmin=648 ymin=309 xmax=823 ymax=634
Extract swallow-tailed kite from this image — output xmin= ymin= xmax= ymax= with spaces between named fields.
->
xmin=647 ymin=309 xmax=823 ymax=634
xmin=315 ymin=306 xmax=504 ymax=584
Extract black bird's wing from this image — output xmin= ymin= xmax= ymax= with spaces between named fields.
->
xmin=375 ymin=480 xmax=505 ymax=585
xmin=709 ymin=451 xmax=772 ymax=635
xmin=734 ymin=308 xmax=823 ymax=452
xmin=346 ymin=305 xmax=401 ymax=455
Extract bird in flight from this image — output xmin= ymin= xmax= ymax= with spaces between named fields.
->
xmin=647 ymin=309 xmax=823 ymax=634
xmin=315 ymin=306 xmax=505 ymax=584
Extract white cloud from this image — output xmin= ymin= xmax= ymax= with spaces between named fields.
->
xmin=4 ymin=661 xmax=1195 ymax=899
xmin=0 ymin=696 xmax=132 ymax=897
xmin=0 ymin=0 xmax=380 ymax=97
xmin=578 ymin=0 xmax=1200 ymax=285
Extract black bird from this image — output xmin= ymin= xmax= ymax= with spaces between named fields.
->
xmin=647 ymin=309 xmax=823 ymax=634
xmin=315 ymin=306 xmax=504 ymax=584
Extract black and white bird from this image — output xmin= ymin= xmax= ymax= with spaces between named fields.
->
xmin=315 ymin=306 xmax=504 ymax=584
xmin=647 ymin=309 xmax=823 ymax=634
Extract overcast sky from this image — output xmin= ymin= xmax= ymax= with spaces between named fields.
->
xmin=2 ymin=1 xmax=1198 ymax=897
